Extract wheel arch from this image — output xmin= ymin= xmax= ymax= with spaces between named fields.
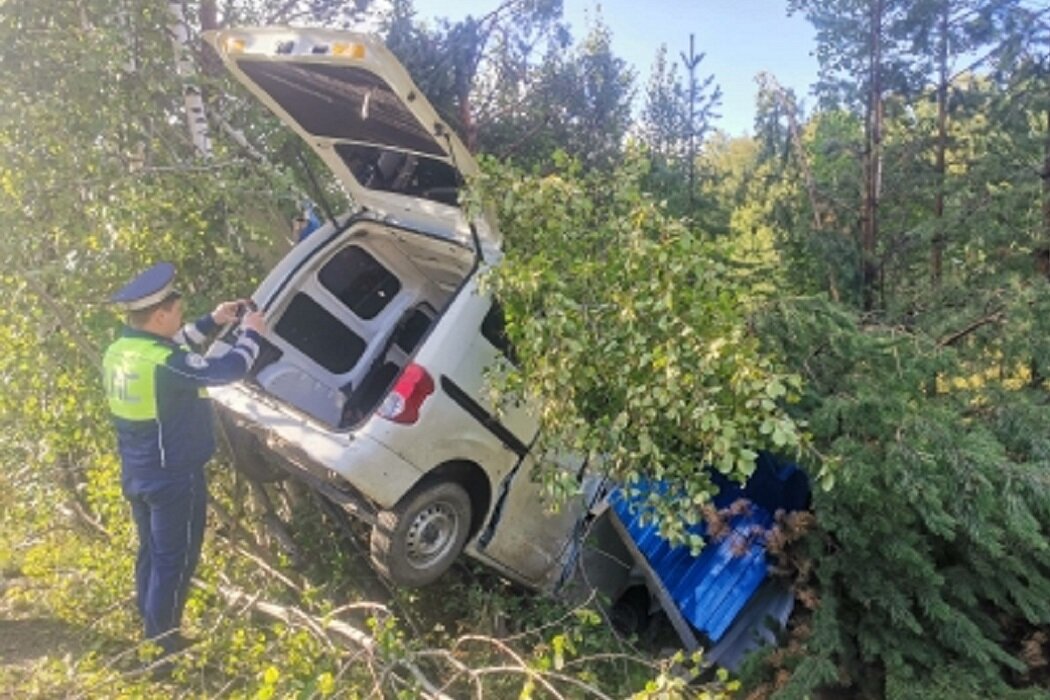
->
xmin=410 ymin=459 xmax=492 ymax=540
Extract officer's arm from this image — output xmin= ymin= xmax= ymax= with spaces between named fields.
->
xmin=172 ymin=314 xmax=219 ymax=351
xmin=161 ymin=330 xmax=262 ymax=386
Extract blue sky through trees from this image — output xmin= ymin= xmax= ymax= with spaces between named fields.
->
xmin=409 ymin=0 xmax=818 ymax=135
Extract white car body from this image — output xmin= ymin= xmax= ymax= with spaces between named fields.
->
xmin=203 ymin=27 xmax=601 ymax=590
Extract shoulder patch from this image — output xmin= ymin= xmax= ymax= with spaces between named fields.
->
xmin=185 ymin=353 xmax=209 ymax=369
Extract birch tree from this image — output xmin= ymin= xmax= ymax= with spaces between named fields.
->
xmin=168 ymin=1 xmax=211 ymax=158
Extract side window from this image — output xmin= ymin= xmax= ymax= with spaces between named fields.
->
xmin=481 ymin=301 xmax=517 ymax=365
xmin=393 ymin=304 xmax=435 ymax=354
xmin=318 ymin=245 xmax=401 ymax=320
xmin=275 ymin=293 xmax=366 ymax=374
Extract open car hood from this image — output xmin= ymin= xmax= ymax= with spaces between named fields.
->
xmin=205 ymin=27 xmax=499 ymax=254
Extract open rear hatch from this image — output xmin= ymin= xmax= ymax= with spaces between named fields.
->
xmin=204 ymin=27 xmax=499 ymax=257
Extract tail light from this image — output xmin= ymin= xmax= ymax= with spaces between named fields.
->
xmin=377 ymin=363 xmax=434 ymax=424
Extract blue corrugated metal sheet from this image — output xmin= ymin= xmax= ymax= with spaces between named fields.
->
xmin=609 ymin=454 xmax=808 ymax=644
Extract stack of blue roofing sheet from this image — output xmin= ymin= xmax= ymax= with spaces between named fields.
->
xmin=609 ymin=454 xmax=808 ymax=644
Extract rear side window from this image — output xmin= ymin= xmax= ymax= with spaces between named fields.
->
xmin=394 ymin=305 xmax=435 ymax=353
xmin=275 ymin=293 xmax=366 ymax=374
xmin=319 ymin=246 xmax=401 ymax=320
xmin=481 ymin=301 xmax=517 ymax=365
xmin=334 ymin=144 xmax=462 ymax=206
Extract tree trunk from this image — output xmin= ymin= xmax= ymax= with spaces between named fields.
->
xmin=168 ymin=1 xmax=212 ymax=158
xmin=766 ymin=76 xmax=838 ymax=297
xmin=452 ymin=19 xmax=484 ymax=153
xmin=457 ymin=81 xmax=477 ymax=152
xmin=1044 ymin=106 xmax=1050 ymax=243
xmin=199 ymin=0 xmax=217 ymax=30
xmin=1030 ymin=106 xmax=1050 ymax=388
xmin=931 ymin=1 xmax=949 ymax=287
xmin=861 ymin=0 xmax=884 ymax=311
xmin=197 ymin=0 xmax=222 ymax=78
xmin=773 ymin=83 xmax=823 ymax=230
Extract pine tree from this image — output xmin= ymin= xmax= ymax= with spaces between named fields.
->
xmin=638 ymin=42 xmax=722 ymax=222
xmin=749 ymin=297 xmax=1050 ymax=699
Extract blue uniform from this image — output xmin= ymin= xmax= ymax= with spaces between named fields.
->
xmin=103 ymin=313 xmax=261 ymax=651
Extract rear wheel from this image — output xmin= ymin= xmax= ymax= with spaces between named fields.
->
xmin=370 ymin=481 xmax=472 ymax=587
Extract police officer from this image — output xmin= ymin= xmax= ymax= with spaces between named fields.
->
xmin=102 ymin=262 xmax=266 ymax=657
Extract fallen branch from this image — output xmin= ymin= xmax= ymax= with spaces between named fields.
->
xmin=248 ymin=480 xmax=303 ymax=566
xmin=214 ymin=115 xmax=268 ymax=163
xmin=937 ymin=307 xmax=1006 ymax=347
xmin=213 ymin=582 xmax=454 ymax=700
xmin=455 ymin=634 xmax=566 ymax=699
xmin=307 ymin=490 xmax=427 ymax=638
xmin=209 ymin=499 xmax=305 ymax=593
xmin=49 ymin=455 xmax=112 ymax=540
xmin=475 ymin=665 xmax=615 ymax=700
xmin=414 ymin=649 xmax=484 ymax=699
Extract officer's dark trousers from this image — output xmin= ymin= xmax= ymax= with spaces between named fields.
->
xmin=123 ymin=467 xmax=207 ymax=653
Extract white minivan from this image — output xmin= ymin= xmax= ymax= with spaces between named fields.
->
xmin=203 ymin=28 xmax=603 ymax=590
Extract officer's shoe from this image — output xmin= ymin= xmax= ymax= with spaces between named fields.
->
xmin=149 ymin=657 xmax=176 ymax=682
xmin=164 ymin=633 xmax=198 ymax=654
xmin=149 ymin=633 xmax=198 ymax=681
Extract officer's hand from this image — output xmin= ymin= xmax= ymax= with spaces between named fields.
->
xmin=212 ymin=299 xmax=248 ymax=325
xmin=241 ymin=310 xmax=267 ymax=335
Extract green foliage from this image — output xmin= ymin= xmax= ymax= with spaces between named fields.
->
xmin=3 ymin=0 xmax=1049 ymax=698
xmin=382 ymin=0 xmax=636 ymax=171
xmin=752 ymin=297 xmax=1050 ymax=698
xmin=481 ymin=15 xmax=637 ymax=170
xmin=640 ymin=45 xmax=692 ymax=164
xmin=632 ymin=652 xmax=740 ymax=700
xmin=0 ymin=1 xmax=337 ymax=695
xmin=788 ymin=0 xmax=922 ymax=112
xmin=638 ymin=42 xmax=723 ymax=222
xmin=473 ymin=150 xmax=810 ymax=543
xmin=737 ymin=2 xmax=1050 ymax=694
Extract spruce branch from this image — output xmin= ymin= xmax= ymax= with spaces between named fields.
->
xmin=937 ymin=306 xmax=1006 ymax=347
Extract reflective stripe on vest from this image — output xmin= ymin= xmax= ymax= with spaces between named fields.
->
xmin=103 ymin=336 xmax=173 ymax=421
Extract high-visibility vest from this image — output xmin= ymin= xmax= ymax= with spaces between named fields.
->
xmin=103 ymin=336 xmax=175 ymax=421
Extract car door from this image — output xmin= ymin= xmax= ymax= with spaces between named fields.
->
xmin=440 ymin=298 xmax=598 ymax=591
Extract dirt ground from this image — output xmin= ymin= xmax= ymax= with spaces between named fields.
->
xmin=0 ymin=617 xmax=81 ymax=668
xmin=0 ymin=577 xmax=86 ymax=695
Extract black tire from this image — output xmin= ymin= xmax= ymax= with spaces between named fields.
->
xmin=370 ymin=481 xmax=472 ymax=587
xmin=610 ymin=585 xmax=652 ymax=637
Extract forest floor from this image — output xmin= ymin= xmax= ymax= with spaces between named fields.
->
xmin=0 ymin=576 xmax=86 ymax=694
